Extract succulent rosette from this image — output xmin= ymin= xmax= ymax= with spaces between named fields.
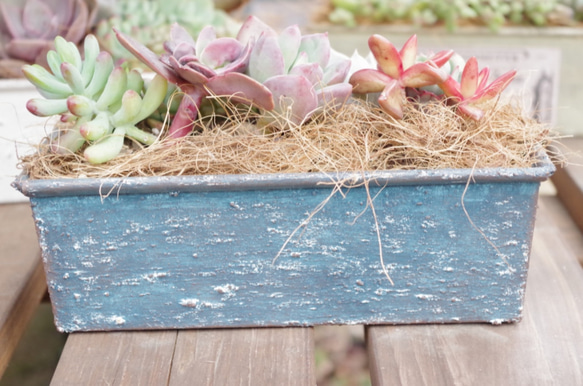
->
xmin=115 ymin=16 xmax=353 ymax=137
xmin=238 ymin=16 xmax=353 ymax=127
xmin=0 ymin=0 xmax=98 ymax=78
xmin=438 ymin=56 xmax=517 ymax=120
xmin=350 ymin=34 xmax=454 ymax=119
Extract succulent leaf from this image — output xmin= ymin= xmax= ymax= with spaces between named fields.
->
xmin=111 ymin=90 xmax=143 ymax=127
xmin=349 ymin=69 xmax=393 ymax=94
xmin=79 ymin=111 xmax=112 ymax=141
xmin=368 ymin=34 xmax=402 ymax=80
xmin=124 ymin=124 xmax=158 ymax=145
xmin=263 ymin=74 xmax=318 ymax=126
xmin=460 ymin=57 xmax=479 ymax=99
xmin=80 ymin=34 xmax=100 ymax=86
xmin=133 ymin=75 xmax=169 ymax=123
xmin=298 ymin=33 xmax=330 ymax=70
xmin=399 ymin=34 xmax=417 ymax=70
xmin=206 ymin=72 xmax=274 ymax=110
xmin=84 ymin=51 xmax=114 ymax=98
xmin=248 ymin=35 xmax=285 ymax=83
xmin=66 ymin=94 xmax=94 ymax=117
xmin=60 ymin=62 xmax=86 ymax=95
xmin=401 ymin=62 xmax=448 ymax=88
xmin=26 ymin=98 xmax=69 ymax=117
xmin=50 ymin=120 xmax=86 ymax=154
xmin=316 ymin=83 xmax=353 ymax=110
xmin=278 ymin=25 xmax=302 ymax=73
xmin=55 ymin=36 xmax=83 ymax=70
xmin=378 ymin=80 xmax=405 ymax=120
xmin=22 ymin=64 xmax=72 ymax=97
xmin=84 ymin=126 xmax=126 ymax=164
xmin=96 ymin=66 xmax=128 ymax=110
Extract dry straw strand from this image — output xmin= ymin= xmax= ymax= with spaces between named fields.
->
xmin=20 ymin=97 xmax=554 ymax=180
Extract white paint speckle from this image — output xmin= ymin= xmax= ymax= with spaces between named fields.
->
xmin=214 ymin=284 xmax=239 ymax=294
xmin=180 ymin=298 xmax=199 ymax=308
xmin=108 ymin=316 xmax=126 ymax=325
xmin=415 ymin=294 xmax=436 ymax=301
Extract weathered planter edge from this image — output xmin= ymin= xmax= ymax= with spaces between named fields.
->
xmin=13 ymin=154 xmax=554 ymax=198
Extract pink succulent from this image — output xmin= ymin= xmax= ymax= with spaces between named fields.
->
xmin=236 ymin=16 xmax=352 ymax=127
xmin=349 ymin=34 xmax=454 ymax=119
xmin=115 ymin=23 xmax=274 ymax=138
xmin=0 ymin=0 xmax=98 ymax=78
xmin=438 ymin=57 xmax=517 ymax=120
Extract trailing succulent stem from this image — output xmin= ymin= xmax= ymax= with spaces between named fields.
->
xmin=23 ymin=34 xmax=168 ymax=164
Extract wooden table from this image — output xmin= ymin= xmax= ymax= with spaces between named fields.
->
xmin=2 ymin=192 xmax=582 ymax=385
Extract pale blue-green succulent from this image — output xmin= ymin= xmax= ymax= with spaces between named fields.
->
xmin=95 ymin=0 xmax=240 ymax=65
xmin=23 ymin=34 xmax=168 ymax=164
xmin=329 ymin=0 xmax=578 ymax=31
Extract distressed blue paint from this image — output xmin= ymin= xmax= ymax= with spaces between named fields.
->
xmin=14 ymin=159 xmax=554 ymax=332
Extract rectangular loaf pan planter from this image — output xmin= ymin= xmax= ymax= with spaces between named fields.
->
xmin=13 ymin=156 xmax=554 ymax=332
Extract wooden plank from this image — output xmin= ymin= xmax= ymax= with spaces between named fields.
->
xmin=366 ymin=195 xmax=583 ymax=385
xmin=50 ymin=331 xmax=177 ymax=385
xmin=168 ymin=328 xmax=316 ymax=385
xmin=551 ymin=137 xmax=583 ymax=251
xmin=0 ymin=203 xmax=46 ymax=377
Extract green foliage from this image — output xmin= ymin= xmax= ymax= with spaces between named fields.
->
xmin=23 ymin=35 xmax=169 ymax=164
xmin=96 ymin=0 xmax=241 ymax=65
xmin=329 ymin=0 xmax=580 ymax=31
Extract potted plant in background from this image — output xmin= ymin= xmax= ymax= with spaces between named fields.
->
xmin=94 ymin=0 xmax=241 ymax=68
xmin=0 ymin=0 xmax=100 ymax=203
xmin=13 ymin=16 xmax=555 ymax=332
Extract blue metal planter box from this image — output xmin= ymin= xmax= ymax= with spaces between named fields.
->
xmin=13 ymin=156 xmax=554 ymax=332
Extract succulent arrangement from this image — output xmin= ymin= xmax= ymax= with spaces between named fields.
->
xmin=0 ymin=0 xmax=99 ymax=78
xmin=329 ymin=0 xmax=581 ymax=31
xmin=21 ymin=16 xmax=519 ymax=165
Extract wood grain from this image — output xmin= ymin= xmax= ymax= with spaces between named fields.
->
xmin=168 ymin=327 xmax=316 ymax=386
xmin=366 ymin=195 xmax=583 ymax=385
xmin=0 ymin=203 xmax=46 ymax=377
xmin=50 ymin=331 xmax=177 ymax=385
xmin=551 ymin=137 xmax=583 ymax=263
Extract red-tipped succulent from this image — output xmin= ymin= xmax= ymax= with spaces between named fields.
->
xmin=438 ymin=56 xmax=517 ymax=121
xmin=349 ymin=34 xmax=454 ymax=119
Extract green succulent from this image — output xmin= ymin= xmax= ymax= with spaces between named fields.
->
xmin=23 ymin=35 xmax=169 ymax=164
xmin=329 ymin=0 xmax=579 ymax=31
xmin=95 ymin=0 xmax=241 ymax=65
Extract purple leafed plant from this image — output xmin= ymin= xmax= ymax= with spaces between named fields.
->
xmin=0 ymin=0 xmax=98 ymax=78
xmin=115 ymin=16 xmax=353 ymax=137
